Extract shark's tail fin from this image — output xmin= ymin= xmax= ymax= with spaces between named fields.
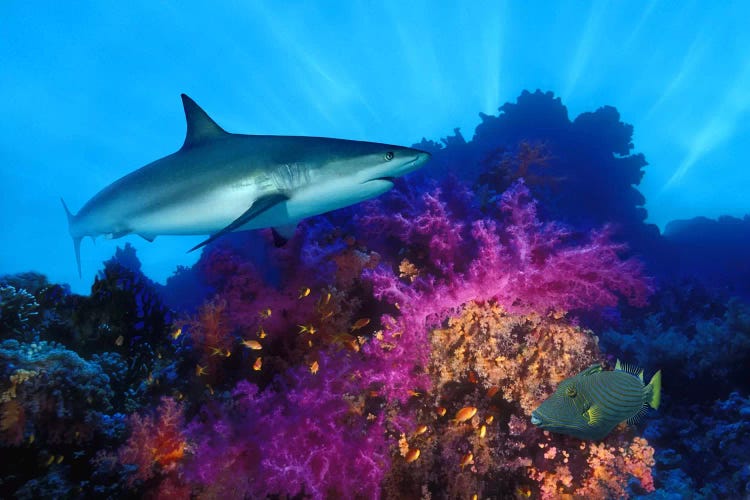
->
xmin=60 ymin=198 xmax=83 ymax=277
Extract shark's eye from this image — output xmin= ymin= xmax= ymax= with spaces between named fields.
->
xmin=384 ymin=151 xmax=394 ymax=161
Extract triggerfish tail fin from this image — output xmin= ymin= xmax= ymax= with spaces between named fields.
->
xmin=647 ymin=370 xmax=662 ymax=410
xmin=61 ymin=198 xmax=83 ymax=277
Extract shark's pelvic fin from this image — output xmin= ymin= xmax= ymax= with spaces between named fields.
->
xmin=271 ymin=223 xmax=298 ymax=247
xmin=61 ymin=198 xmax=83 ymax=278
xmin=180 ymin=94 xmax=229 ymax=149
xmin=188 ymin=193 xmax=290 ymax=252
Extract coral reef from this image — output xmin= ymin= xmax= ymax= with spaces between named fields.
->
xmin=2 ymin=89 xmax=747 ymax=498
xmin=117 ymin=397 xmax=187 ymax=485
xmin=381 ymin=301 xmax=654 ymax=498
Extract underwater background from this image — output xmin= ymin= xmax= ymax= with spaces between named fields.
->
xmin=1 ymin=2 xmax=749 ymax=498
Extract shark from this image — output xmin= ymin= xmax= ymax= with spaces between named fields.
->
xmin=62 ymin=94 xmax=431 ymax=276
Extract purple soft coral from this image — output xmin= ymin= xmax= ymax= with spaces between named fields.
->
xmin=184 ymin=353 xmax=389 ymax=499
xmin=360 ymin=181 xmax=652 ymax=401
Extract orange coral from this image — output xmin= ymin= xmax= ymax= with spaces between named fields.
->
xmin=432 ymin=301 xmax=598 ymax=415
xmin=184 ymin=298 xmax=233 ymax=380
xmin=332 ymin=247 xmax=381 ymax=287
xmin=398 ymin=259 xmax=419 ymax=282
xmin=0 ymin=400 xmax=25 ymax=445
xmin=118 ymin=397 xmax=186 ymax=484
xmin=384 ymin=300 xmax=656 ymax=499
xmin=575 ymin=436 xmax=655 ymax=497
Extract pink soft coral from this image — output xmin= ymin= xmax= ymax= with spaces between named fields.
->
xmin=468 ymin=182 xmax=653 ymax=312
xmin=184 ymin=353 xmax=389 ymax=499
xmin=361 ymin=181 xmax=652 ymax=402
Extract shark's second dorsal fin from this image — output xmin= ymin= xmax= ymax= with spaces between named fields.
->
xmin=180 ymin=94 xmax=228 ymax=149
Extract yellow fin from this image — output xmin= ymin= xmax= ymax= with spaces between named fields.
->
xmin=647 ymin=370 xmax=662 ymax=409
xmin=585 ymin=405 xmax=603 ymax=425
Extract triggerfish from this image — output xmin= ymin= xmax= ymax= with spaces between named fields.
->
xmin=530 ymin=360 xmax=661 ymax=440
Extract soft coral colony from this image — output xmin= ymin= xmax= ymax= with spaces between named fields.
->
xmin=0 ymin=91 xmax=661 ymax=498
xmin=141 ymin=176 xmax=653 ymax=498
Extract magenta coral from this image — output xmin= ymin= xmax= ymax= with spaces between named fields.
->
xmin=360 ymin=181 xmax=652 ymax=402
xmin=184 ymin=353 xmax=390 ymax=499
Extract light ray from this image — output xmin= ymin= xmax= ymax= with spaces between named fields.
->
xmin=663 ymin=59 xmax=750 ymax=189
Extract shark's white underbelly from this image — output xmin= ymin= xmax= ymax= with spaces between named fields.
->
xmin=125 ymin=177 xmax=393 ymax=236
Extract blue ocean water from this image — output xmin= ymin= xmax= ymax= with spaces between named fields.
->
xmin=1 ymin=2 xmax=749 ymax=498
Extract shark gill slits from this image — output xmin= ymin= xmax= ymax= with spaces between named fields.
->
xmin=384 ymin=151 xmax=394 ymax=161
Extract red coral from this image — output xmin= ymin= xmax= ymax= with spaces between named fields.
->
xmin=118 ymin=397 xmax=186 ymax=485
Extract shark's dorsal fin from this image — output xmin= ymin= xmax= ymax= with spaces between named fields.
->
xmin=180 ymin=94 xmax=228 ymax=149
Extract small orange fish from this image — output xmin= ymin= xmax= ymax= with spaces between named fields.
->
xmin=460 ymin=451 xmax=474 ymax=469
xmin=516 ymin=486 xmax=532 ymax=497
xmin=224 ymin=349 xmax=231 ymax=357
xmin=253 ymin=357 xmax=262 ymax=371
xmin=345 ymin=339 xmax=359 ymax=352
xmin=258 ymin=308 xmax=272 ymax=319
xmin=171 ymin=327 xmax=183 ymax=340
xmin=394 ymin=302 xmax=400 ymax=310
xmin=408 ymin=389 xmax=422 ymax=397
xmin=414 ymin=424 xmax=428 ymax=436
xmin=195 ymin=364 xmax=207 ymax=376
xmin=436 ymin=406 xmax=447 ymax=417
xmin=320 ymin=310 xmax=334 ymax=321
xmin=115 ymin=335 xmax=124 ymax=347
xmin=56 ymin=455 xmax=64 ymax=464
xmin=478 ymin=425 xmax=487 ymax=439
xmin=486 ymin=386 xmax=500 ymax=398
xmin=351 ymin=318 xmax=371 ymax=331
xmin=241 ymin=339 xmax=262 ymax=350
xmin=28 ymin=434 xmax=35 ymax=444
xmin=320 ymin=291 xmax=332 ymax=306
xmin=298 ymin=324 xmax=317 ymax=335
xmin=310 ymin=360 xmax=319 ymax=374
xmin=454 ymin=406 xmax=478 ymax=423
xmin=257 ymin=327 xmax=267 ymax=339
xmin=209 ymin=346 xmax=224 ymax=356
xmin=299 ymin=287 xmax=311 ymax=299
xmin=405 ymin=448 xmax=420 ymax=463
xmin=206 ymin=384 xmax=214 ymax=396
xmin=485 ymin=415 xmax=494 ymax=425
xmin=45 ymin=455 xmax=55 ymax=466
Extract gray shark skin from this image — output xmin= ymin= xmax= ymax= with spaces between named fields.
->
xmin=62 ymin=94 xmax=431 ymax=276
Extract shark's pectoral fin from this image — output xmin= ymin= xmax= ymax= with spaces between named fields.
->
xmin=139 ymin=234 xmax=157 ymax=242
xmin=271 ymin=223 xmax=298 ymax=247
xmin=188 ymin=193 xmax=289 ymax=253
